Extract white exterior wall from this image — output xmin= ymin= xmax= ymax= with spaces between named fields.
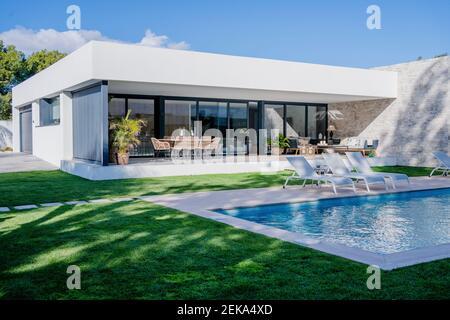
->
xmin=12 ymin=44 xmax=94 ymax=108
xmin=96 ymin=42 xmax=397 ymax=103
xmin=11 ymin=93 xmax=73 ymax=166
xmin=31 ymin=101 xmax=61 ymax=166
xmin=13 ymin=41 xmax=398 ymax=108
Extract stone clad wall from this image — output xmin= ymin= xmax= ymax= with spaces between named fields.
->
xmin=329 ymin=56 xmax=450 ymax=166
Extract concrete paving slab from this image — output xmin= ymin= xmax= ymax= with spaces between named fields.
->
xmin=0 ymin=152 xmax=57 ymax=173
xmin=65 ymin=201 xmax=88 ymax=205
xmin=111 ymin=197 xmax=135 ymax=202
xmin=40 ymin=202 xmax=64 ymax=207
xmin=14 ymin=204 xmax=39 ymax=210
xmin=88 ymin=199 xmax=112 ymax=204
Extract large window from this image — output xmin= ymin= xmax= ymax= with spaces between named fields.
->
xmin=165 ymin=100 xmax=196 ymax=136
xmin=39 ymin=96 xmax=60 ymax=126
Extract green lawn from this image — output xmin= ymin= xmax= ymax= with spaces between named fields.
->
xmin=1 ymin=201 xmax=448 ymax=299
xmin=0 ymin=166 xmax=433 ymax=207
xmin=372 ymin=166 xmax=433 ymax=177
xmin=0 ymin=170 xmax=292 ymax=207
xmin=1 ymin=166 xmax=446 ymax=299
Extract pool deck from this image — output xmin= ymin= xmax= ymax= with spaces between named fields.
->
xmin=142 ymin=176 xmax=450 ymax=270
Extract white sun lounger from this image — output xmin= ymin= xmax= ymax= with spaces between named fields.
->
xmin=430 ymin=151 xmax=450 ymax=177
xmin=284 ymin=156 xmax=356 ymax=194
xmin=322 ymin=153 xmax=387 ymax=192
xmin=345 ymin=152 xmax=410 ymax=189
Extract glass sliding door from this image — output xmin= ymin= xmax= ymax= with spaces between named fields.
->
xmin=128 ymin=98 xmax=155 ymax=156
xmin=248 ymin=102 xmax=258 ymax=131
xmin=264 ymin=104 xmax=284 ymax=138
xmin=198 ymin=101 xmax=228 ymax=136
xmin=164 ymin=100 xmax=196 ymax=136
xmin=286 ymin=105 xmax=306 ymax=137
xmin=108 ymin=97 xmax=126 ymax=162
xmin=108 ymin=97 xmax=126 ymax=119
xmin=307 ymin=105 xmax=327 ymax=140
xmin=229 ymin=103 xmax=248 ymax=130
xmin=229 ymin=102 xmax=248 ymax=155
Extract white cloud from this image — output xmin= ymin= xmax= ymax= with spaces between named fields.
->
xmin=138 ymin=29 xmax=190 ymax=50
xmin=0 ymin=27 xmax=190 ymax=55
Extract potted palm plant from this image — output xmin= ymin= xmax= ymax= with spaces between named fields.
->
xmin=268 ymin=134 xmax=290 ymax=155
xmin=109 ymin=110 xmax=143 ymax=165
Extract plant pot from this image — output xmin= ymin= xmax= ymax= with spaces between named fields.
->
xmin=115 ymin=151 xmax=129 ymax=165
xmin=271 ymin=147 xmax=283 ymax=155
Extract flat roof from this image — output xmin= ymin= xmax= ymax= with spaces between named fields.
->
xmin=12 ymin=41 xmax=397 ymax=107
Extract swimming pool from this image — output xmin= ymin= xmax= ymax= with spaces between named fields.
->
xmin=215 ymin=188 xmax=450 ymax=254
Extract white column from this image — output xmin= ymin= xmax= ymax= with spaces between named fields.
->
xmin=12 ymin=107 xmax=20 ymax=152
xmin=31 ymin=101 xmax=39 ymax=155
xmin=61 ymin=92 xmax=73 ymax=160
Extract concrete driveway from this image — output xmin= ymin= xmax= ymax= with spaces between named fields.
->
xmin=0 ymin=152 xmax=57 ymax=173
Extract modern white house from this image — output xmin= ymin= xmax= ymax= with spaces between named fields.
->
xmin=11 ymin=41 xmax=449 ymax=179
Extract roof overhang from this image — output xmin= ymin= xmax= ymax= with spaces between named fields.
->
xmin=12 ymin=41 xmax=398 ymax=107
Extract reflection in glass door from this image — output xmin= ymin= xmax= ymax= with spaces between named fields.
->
xmin=128 ymin=98 xmax=155 ymax=156
xmin=307 ymin=105 xmax=327 ymax=140
xmin=198 ymin=101 xmax=228 ymax=137
xmin=229 ymin=102 xmax=249 ymax=154
xmin=286 ymin=105 xmax=306 ymax=137
xmin=164 ymin=100 xmax=197 ymax=136
xmin=264 ymin=104 xmax=284 ymax=138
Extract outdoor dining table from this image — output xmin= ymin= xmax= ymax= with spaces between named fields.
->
xmin=159 ymin=137 xmax=212 ymax=149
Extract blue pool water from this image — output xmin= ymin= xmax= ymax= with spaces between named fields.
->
xmin=215 ymin=188 xmax=450 ymax=254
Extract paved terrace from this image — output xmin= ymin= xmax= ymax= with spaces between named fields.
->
xmin=0 ymin=152 xmax=57 ymax=173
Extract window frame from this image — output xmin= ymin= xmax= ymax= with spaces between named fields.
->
xmin=38 ymin=96 xmax=61 ymax=127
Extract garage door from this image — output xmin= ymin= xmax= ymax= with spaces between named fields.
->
xmin=20 ymin=107 xmax=33 ymax=153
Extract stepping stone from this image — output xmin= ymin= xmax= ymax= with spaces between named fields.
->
xmin=0 ymin=207 xmax=10 ymax=212
xmin=65 ymin=201 xmax=88 ymax=205
xmin=40 ymin=202 xmax=64 ymax=208
xmin=14 ymin=204 xmax=38 ymax=210
xmin=88 ymin=199 xmax=112 ymax=204
xmin=111 ymin=197 xmax=134 ymax=202
xmin=136 ymin=196 xmax=152 ymax=201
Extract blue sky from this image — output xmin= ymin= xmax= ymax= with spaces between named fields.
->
xmin=0 ymin=0 xmax=449 ymax=67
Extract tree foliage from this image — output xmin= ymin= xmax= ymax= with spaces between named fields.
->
xmin=24 ymin=50 xmax=66 ymax=76
xmin=0 ymin=41 xmax=25 ymax=95
xmin=0 ymin=41 xmax=66 ymax=119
